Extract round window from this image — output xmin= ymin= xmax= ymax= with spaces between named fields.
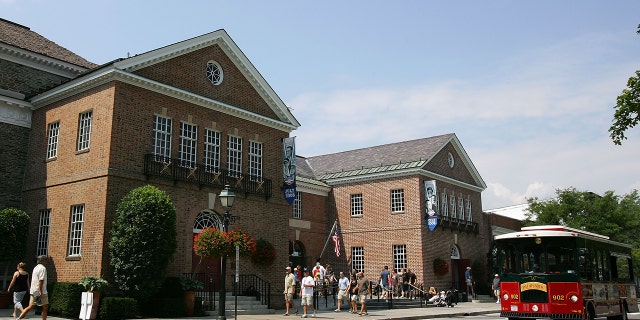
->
xmin=206 ymin=61 xmax=223 ymax=85
xmin=447 ymin=152 xmax=455 ymax=168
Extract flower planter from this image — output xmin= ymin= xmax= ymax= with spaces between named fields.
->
xmin=79 ymin=291 xmax=101 ymax=320
xmin=184 ymin=290 xmax=196 ymax=316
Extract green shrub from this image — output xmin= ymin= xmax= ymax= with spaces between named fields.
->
xmin=109 ymin=185 xmax=177 ymax=303
xmin=48 ymin=282 xmax=83 ymax=318
xmin=143 ymin=298 xmax=184 ymax=318
xmin=0 ymin=208 xmax=30 ymax=262
xmin=98 ymin=297 xmax=138 ymax=320
xmin=140 ymin=277 xmax=185 ymax=316
xmin=161 ymin=276 xmax=184 ymax=298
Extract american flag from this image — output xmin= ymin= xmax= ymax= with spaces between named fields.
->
xmin=332 ymin=227 xmax=341 ymax=257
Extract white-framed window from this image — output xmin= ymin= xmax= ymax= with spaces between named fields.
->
xmin=350 ymin=194 xmax=363 ymax=216
xmin=36 ymin=209 xmax=51 ymax=256
xmin=459 ymin=194 xmax=465 ymax=220
xmin=46 ymin=121 xmax=60 ymax=159
xmin=77 ymin=110 xmax=92 ymax=151
xmin=390 ymin=189 xmax=404 ymax=213
xmin=352 ymin=246 xmax=364 ymax=272
xmin=393 ymin=244 xmax=407 ymax=271
xmin=466 ymin=197 xmax=472 ymax=221
xmin=204 ymin=129 xmax=221 ymax=172
xmin=227 ymin=135 xmax=243 ymax=177
xmin=179 ymin=121 xmax=197 ymax=168
xmin=441 ymin=192 xmax=449 ymax=217
xmin=248 ymin=140 xmax=263 ymax=181
xmin=152 ymin=115 xmax=172 ymax=162
xmin=450 ymin=194 xmax=457 ymax=219
xmin=206 ymin=60 xmax=224 ymax=85
xmin=293 ymin=192 xmax=302 ymax=219
xmin=68 ymin=204 xmax=84 ymax=257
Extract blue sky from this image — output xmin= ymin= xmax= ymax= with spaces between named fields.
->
xmin=3 ymin=0 xmax=640 ymax=211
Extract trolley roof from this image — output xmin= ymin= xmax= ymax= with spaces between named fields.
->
xmin=494 ymin=225 xmax=632 ymax=249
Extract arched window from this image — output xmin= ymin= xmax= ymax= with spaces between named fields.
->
xmin=193 ymin=210 xmax=223 ymax=232
xmin=451 ymin=245 xmax=461 ymax=259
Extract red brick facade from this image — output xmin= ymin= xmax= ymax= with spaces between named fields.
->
xmin=292 ymin=136 xmax=489 ymax=294
xmin=2 ymin=22 xmax=502 ymax=306
xmin=19 ymin=32 xmax=298 ymax=302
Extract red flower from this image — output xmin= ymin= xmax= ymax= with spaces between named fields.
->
xmin=194 ymin=228 xmax=257 ymax=258
xmin=250 ymin=238 xmax=276 ymax=266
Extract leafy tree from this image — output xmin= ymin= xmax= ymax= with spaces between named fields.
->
xmin=109 ymin=185 xmax=177 ymax=303
xmin=609 ymin=25 xmax=640 ymax=145
xmin=0 ymin=208 xmax=30 ymax=262
xmin=524 ymin=187 xmax=640 ymax=274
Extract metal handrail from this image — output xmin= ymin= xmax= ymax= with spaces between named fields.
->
xmin=144 ymin=154 xmax=272 ymax=199
xmin=237 ymin=274 xmax=271 ymax=308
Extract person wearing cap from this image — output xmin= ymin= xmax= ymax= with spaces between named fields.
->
xmin=18 ymin=255 xmax=48 ymax=320
xmin=464 ymin=266 xmax=475 ymax=298
xmin=283 ymin=266 xmax=299 ymax=316
xmin=492 ymin=274 xmax=501 ymax=304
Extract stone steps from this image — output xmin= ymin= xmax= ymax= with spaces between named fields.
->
xmin=203 ymin=293 xmax=276 ymax=316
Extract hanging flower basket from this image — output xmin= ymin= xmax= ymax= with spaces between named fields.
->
xmin=433 ymin=257 xmax=449 ymax=276
xmin=250 ymin=238 xmax=276 ymax=267
xmin=194 ymin=228 xmax=257 ymax=259
xmin=227 ymin=229 xmax=257 ymax=258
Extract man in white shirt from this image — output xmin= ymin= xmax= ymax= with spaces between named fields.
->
xmin=334 ymin=272 xmax=350 ymax=312
xmin=18 ymin=255 xmax=48 ymax=320
xmin=300 ymin=269 xmax=316 ymax=318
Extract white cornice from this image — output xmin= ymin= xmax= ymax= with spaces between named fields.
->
xmin=297 ymin=177 xmax=331 ymax=196
xmin=30 ymin=67 xmax=298 ymax=132
xmin=322 ymin=167 xmax=485 ymax=193
xmin=0 ymin=98 xmax=33 ymax=127
xmin=114 ymin=30 xmax=300 ymax=128
xmin=447 ymin=134 xmax=487 ymax=189
xmin=0 ymin=44 xmax=88 ymax=78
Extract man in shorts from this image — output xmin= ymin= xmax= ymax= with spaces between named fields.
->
xmin=380 ymin=266 xmax=391 ymax=301
xmin=465 ymin=266 xmax=475 ymax=298
xmin=18 ymin=255 xmax=48 ymax=320
xmin=334 ymin=272 xmax=349 ymax=312
xmin=300 ymin=269 xmax=316 ymax=318
xmin=283 ymin=266 xmax=298 ymax=316
xmin=355 ymin=272 xmax=370 ymax=316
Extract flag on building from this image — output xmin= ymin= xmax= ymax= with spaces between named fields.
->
xmin=332 ymin=228 xmax=341 ymax=257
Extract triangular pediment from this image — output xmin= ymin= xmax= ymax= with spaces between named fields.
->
xmin=306 ymin=133 xmax=486 ymax=191
xmin=113 ymin=29 xmax=299 ymax=128
xmin=30 ymin=29 xmax=299 ymax=132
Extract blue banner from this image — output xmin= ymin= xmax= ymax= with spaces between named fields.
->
xmin=283 ymin=137 xmax=296 ymax=204
xmin=427 ymin=216 xmax=438 ymax=231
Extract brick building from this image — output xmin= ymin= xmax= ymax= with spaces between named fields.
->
xmin=2 ymin=18 xmax=497 ymax=303
xmin=292 ymin=134 xmax=489 ymax=292
xmin=1 ymin=19 xmax=300 ymax=301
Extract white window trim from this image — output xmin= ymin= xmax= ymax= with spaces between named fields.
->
xmin=152 ymin=114 xmax=172 ymax=162
xmin=68 ymin=204 xmax=84 ymax=257
xmin=46 ymin=121 xmax=60 ymax=159
xmin=77 ymin=110 xmax=92 ymax=151
xmin=179 ymin=121 xmax=198 ymax=168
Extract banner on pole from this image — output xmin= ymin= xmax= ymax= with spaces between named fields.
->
xmin=283 ymin=137 xmax=297 ymax=204
xmin=424 ymin=180 xmax=438 ymax=230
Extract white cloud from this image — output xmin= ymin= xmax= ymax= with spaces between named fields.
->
xmin=289 ymin=32 xmax=640 ymax=210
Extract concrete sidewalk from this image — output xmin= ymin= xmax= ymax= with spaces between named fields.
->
xmin=1 ymin=301 xmax=501 ymax=320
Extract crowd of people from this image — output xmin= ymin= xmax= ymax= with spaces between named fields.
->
xmin=283 ymin=262 xmax=425 ymax=318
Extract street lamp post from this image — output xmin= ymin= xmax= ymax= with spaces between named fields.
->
xmin=218 ymin=185 xmax=235 ymax=320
